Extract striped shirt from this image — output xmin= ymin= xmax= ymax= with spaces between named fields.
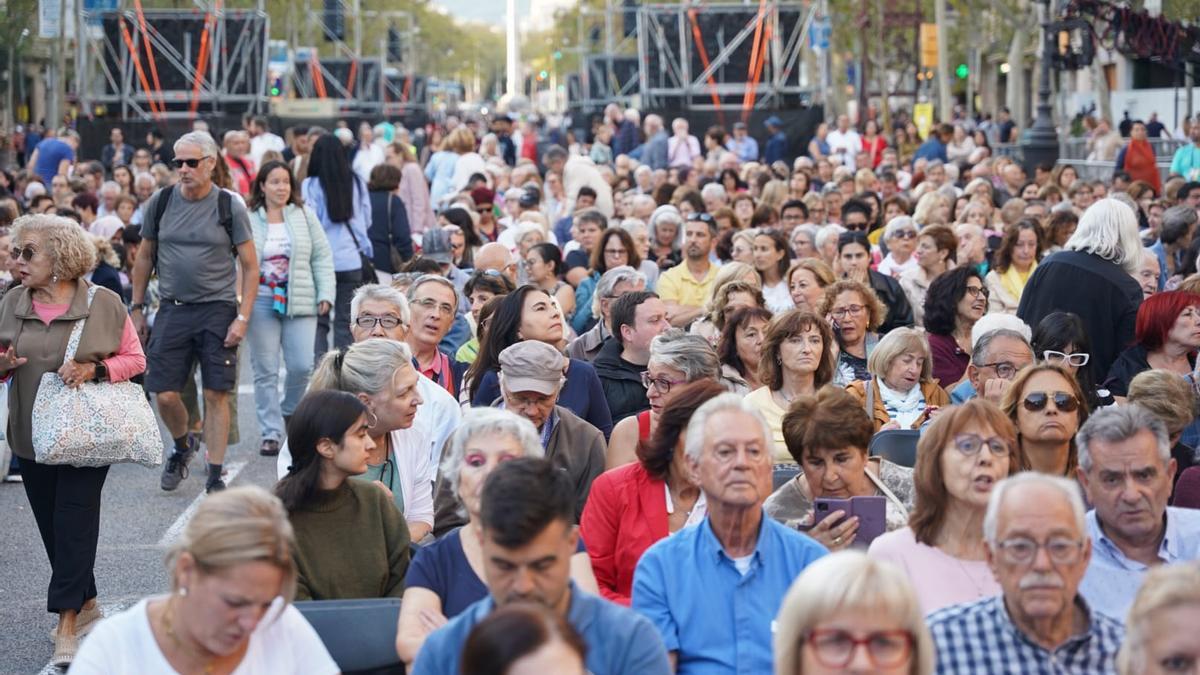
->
xmin=928 ymin=595 xmax=1124 ymax=675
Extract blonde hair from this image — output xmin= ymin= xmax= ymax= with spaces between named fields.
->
xmin=445 ymin=126 xmax=477 ymax=154
xmin=165 ymin=485 xmax=297 ymax=602
xmin=309 ymin=337 xmax=414 ymax=396
xmin=774 ymin=551 xmax=934 ymax=675
xmin=913 ymin=192 xmax=950 ymax=226
xmin=704 ymin=260 xmax=760 ymax=313
xmin=1126 ymin=369 xmax=1198 ymax=438
xmin=867 ymin=326 xmax=934 ymax=383
xmin=12 ymin=214 xmax=97 ymax=280
xmin=1118 ymin=562 xmax=1200 ymax=675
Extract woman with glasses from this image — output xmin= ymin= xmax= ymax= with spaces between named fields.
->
xmin=718 ymin=306 xmax=773 ymax=394
xmin=572 ymin=228 xmax=641 ymax=334
xmin=1001 ymin=363 xmax=1090 ymax=476
xmin=984 ymin=219 xmax=1042 ymax=314
xmin=900 ymin=224 xmax=956 ymax=327
xmin=1104 ymin=291 xmax=1200 ymax=399
xmin=582 ymin=380 xmax=725 ymax=605
xmin=606 ymin=330 xmax=722 ymax=469
xmin=773 ymin=551 xmax=935 ymax=675
xmin=923 ymin=266 xmax=988 ymax=389
xmin=753 ymin=229 xmax=796 ymax=314
xmin=1031 ymin=311 xmax=1112 ymax=410
xmin=846 ymin=328 xmax=949 ymax=432
xmin=468 ymin=285 xmax=613 ymax=438
xmin=875 ymin=217 xmax=920 ymax=279
xmin=744 ymin=310 xmax=837 ymax=459
xmin=868 ymin=400 xmax=1020 ymax=613
xmin=817 ymin=279 xmax=887 ymax=386
xmin=247 ymin=160 xmax=335 ymax=457
xmin=274 ymin=389 xmax=410 ymax=600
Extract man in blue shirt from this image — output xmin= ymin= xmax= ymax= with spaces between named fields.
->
xmin=29 ymin=130 xmax=78 ymax=184
xmin=412 ymin=458 xmax=671 ymax=675
xmin=762 ymin=116 xmax=788 ymax=165
xmin=1076 ymin=405 xmax=1200 ymax=620
xmin=725 ymin=122 xmax=759 ymax=163
xmin=912 ymin=123 xmax=952 ymax=163
xmin=632 ymin=394 xmax=827 ymax=674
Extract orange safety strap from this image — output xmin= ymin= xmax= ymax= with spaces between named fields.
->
xmin=132 ymin=0 xmax=165 ymax=115
xmin=687 ymin=8 xmax=724 ymax=121
xmin=744 ymin=13 xmax=771 ymax=116
xmin=189 ymin=12 xmax=214 ymax=118
xmin=118 ymin=17 xmax=162 ymax=118
xmin=346 ymin=59 xmax=358 ymax=98
xmin=401 ymin=75 xmax=411 ymax=103
xmin=742 ymin=0 xmax=768 ymax=114
xmin=310 ymin=53 xmax=328 ymax=99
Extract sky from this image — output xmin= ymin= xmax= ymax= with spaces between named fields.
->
xmin=433 ymin=0 xmax=571 ymax=30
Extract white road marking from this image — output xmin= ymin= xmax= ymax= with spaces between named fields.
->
xmin=156 ymin=460 xmax=247 ymax=548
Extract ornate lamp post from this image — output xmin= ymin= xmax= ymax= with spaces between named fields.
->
xmin=1020 ymin=0 xmax=1059 ymax=174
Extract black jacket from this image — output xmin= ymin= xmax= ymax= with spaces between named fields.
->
xmin=1018 ymin=250 xmax=1143 ymax=378
xmin=367 ymin=190 xmax=414 ymax=274
xmin=868 ymin=270 xmax=914 ymax=334
xmin=592 ymin=337 xmax=649 ymax=423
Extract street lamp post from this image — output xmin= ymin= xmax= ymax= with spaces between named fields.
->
xmin=1020 ymin=0 xmax=1059 ymax=174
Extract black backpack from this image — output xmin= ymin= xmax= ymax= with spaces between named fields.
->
xmin=148 ymin=185 xmax=236 ymax=271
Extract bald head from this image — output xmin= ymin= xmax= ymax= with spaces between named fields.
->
xmin=474 ymin=242 xmax=518 ymax=284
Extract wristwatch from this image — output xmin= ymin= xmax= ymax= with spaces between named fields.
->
xmin=236 ymin=314 xmax=248 ymax=323
xmin=93 ymin=362 xmax=108 ymax=383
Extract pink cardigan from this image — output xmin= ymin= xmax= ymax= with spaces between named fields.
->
xmin=398 ymin=162 xmax=436 ymax=235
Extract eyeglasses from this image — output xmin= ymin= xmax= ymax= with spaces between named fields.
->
xmin=892 ymin=230 xmax=918 ymax=240
xmin=354 ymin=315 xmax=404 ymax=330
xmin=953 ymin=434 xmax=1011 ymax=457
xmin=830 ymin=304 xmax=865 ymax=319
xmin=1042 ymin=350 xmax=1090 ymax=368
xmin=1022 ymin=391 xmax=1080 ymax=413
xmin=413 ymin=297 xmax=456 ymax=318
xmin=976 ymin=361 xmax=1018 ymax=379
xmin=803 ymin=629 xmax=914 ymax=669
xmin=964 ymin=285 xmax=990 ymax=299
xmin=994 ymin=536 xmax=1085 ymax=565
xmin=9 ymin=245 xmax=36 ymax=262
xmin=170 ymin=156 xmax=209 ymax=169
xmin=640 ymin=371 xmax=687 ymax=394
xmin=604 ymin=248 xmax=627 ymax=257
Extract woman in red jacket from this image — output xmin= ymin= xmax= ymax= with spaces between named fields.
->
xmin=579 ymin=380 xmax=726 ymax=605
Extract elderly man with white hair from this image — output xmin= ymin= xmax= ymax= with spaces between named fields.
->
xmin=632 ymin=394 xmax=827 ymax=673
xmin=948 ymin=315 xmax=1035 ymax=404
xmin=96 ymin=181 xmax=121 ymax=218
xmin=1017 ymin=198 xmax=1145 ymax=377
xmin=928 ymin=473 xmax=1124 ymax=674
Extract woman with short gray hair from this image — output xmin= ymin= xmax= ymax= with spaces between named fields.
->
xmin=396 ymin=407 xmax=595 ymax=665
xmin=876 ymin=216 xmax=920 ymax=278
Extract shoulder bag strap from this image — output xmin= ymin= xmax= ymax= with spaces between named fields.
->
xmin=64 ymin=286 xmax=99 ymax=362
xmin=864 ymin=376 xmax=875 ymax=416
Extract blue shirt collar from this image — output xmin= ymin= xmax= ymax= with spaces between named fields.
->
xmin=1086 ymin=508 xmax=1180 ymax=568
xmin=697 ymin=511 xmax=773 ymax=569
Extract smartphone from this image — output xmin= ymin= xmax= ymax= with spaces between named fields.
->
xmin=813 ymin=496 xmax=887 ymax=547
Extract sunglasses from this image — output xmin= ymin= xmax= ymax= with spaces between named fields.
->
xmin=1043 ymin=350 xmax=1090 ymax=367
xmin=9 ymin=245 xmax=36 ymax=262
xmin=171 ymin=157 xmax=209 ymax=169
xmin=1022 ymin=391 xmax=1080 ymax=413
xmin=893 ymin=230 xmax=918 ymax=240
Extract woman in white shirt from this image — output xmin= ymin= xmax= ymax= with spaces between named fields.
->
xmin=752 ymin=229 xmax=796 ymax=314
xmin=71 ymin=486 xmax=338 ymax=675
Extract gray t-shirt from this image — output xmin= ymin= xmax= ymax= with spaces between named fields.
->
xmin=141 ymin=185 xmax=252 ymax=304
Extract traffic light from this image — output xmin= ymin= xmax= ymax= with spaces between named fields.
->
xmin=269 ymin=76 xmax=282 ymax=97
xmin=955 ymin=63 xmax=969 ymax=79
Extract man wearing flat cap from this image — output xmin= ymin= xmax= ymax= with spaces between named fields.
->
xmin=432 ymin=340 xmax=607 ymax=534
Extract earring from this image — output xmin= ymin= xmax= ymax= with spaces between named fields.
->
xmin=365 ymin=409 xmax=379 ymax=428
xmin=51 ymin=275 xmax=59 ymax=284
xmin=179 ymin=587 xmax=188 ymax=597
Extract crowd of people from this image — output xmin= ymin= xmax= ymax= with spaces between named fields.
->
xmin=2 ymin=103 xmax=1200 ymax=673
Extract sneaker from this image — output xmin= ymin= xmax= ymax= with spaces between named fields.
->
xmin=260 ymin=439 xmax=281 ymax=457
xmin=205 ymin=476 xmax=227 ymax=494
xmin=160 ymin=435 xmax=197 ymax=492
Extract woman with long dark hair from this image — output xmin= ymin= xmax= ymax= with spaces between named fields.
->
xmin=923 ymin=266 xmax=988 ymax=388
xmin=247 ymin=160 xmax=335 ymax=457
xmin=467 ymin=285 xmax=613 ymax=437
xmin=1031 ymin=311 xmax=1110 ymax=409
xmin=302 ymin=133 xmax=373 ymax=356
xmin=275 ymin=389 xmax=410 ymax=600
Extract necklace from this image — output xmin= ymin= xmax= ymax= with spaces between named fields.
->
xmin=947 ymin=550 xmax=990 ymax=599
xmin=162 ymin=598 xmax=218 ymax=675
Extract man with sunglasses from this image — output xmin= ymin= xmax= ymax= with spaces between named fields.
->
xmin=1077 ymin=405 xmax=1200 ymax=620
xmin=929 ymin=473 xmax=1124 ymax=674
xmin=130 ymin=130 xmax=258 ymax=495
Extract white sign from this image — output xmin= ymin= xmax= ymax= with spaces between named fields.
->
xmin=38 ymin=0 xmax=76 ymax=39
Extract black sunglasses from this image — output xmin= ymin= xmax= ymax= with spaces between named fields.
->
xmin=170 ymin=157 xmax=209 ymax=169
xmin=1022 ymin=391 xmax=1080 ymax=413
xmin=9 ymin=245 xmax=36 ymax=262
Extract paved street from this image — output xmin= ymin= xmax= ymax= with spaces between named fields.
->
xmin=0 ymin=367 xmax=274 ymax=674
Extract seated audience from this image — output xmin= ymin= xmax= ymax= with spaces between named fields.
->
xmin=773 ymin=551 xmax=935 ymax=675
xmin=869 ymin=400 xmax=1020 ymax=613
xmin=460 ymin=603 xmax=588 ymax=675
xmin=846 ymin=327 xmax=950 ymax=431
xmin=717 ymin=306 xmax=773 ymax=394
xmin=928 ymin=474 xmax=1125 ymax=674
xmin=593 ymin=290 xmax=673 ymax=423
xmin=275 ymin=390 xmax=409 ymax=600
xmin=985 ymin=219 xmax=1042 ymax=314
xmin=1001 ymin=363 xmax=1090 ymax=477
xmin=767 ymin=386 xmax=915 ymax=549
xmin=688 ymin=280 xmax=764 ymax=348
xmin=900 ymin=224 xmax=957 ymax=327
xmin=632 ymin=394 xmax=827 ymax=674
xmin=1126 ymin=369 xmax=1200 ymax=494
xmin=836 ymin=230 xmax=914 ymax=333
xmin=581 ymin=380 xmax=725 ymax=605
xmin=950 ymin=322 xmax=1036 ymax=405
xmin=786 ymin=258 xmax=835 ymax=313
xmin=565 ymin=266 xmax=646 ymax=362
xmin=924 ymin=266 xmax=989 ymax=388
xmin=1104 ymin=291 xmax=1200 ymax=398
xmin=1116 ymin=562 xmax=1200 ymax=675
xmin=818 ymin=279 xmax=887 ymax=385
xmin=1031 ymin=311 xmax=1111 ymax=409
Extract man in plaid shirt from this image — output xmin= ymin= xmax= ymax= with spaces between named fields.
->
xmin=928 ymin=473 xmax=1124 ymax=674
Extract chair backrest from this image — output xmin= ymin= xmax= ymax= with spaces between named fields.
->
xmin=293 ymin=598 xmax=404 ymax=673
xmin=1172 ymin=466 xmax=1200 ymax=509
xmin=773 ymin=466 xmax=800 ymax=491
xmin=868 ymin=429 xmax=921 ymax=468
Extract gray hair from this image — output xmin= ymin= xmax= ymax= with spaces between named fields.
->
xmin=1076 ymin=403 xmax=1171 ymax=472
xmin=683 ymin=393 xmax=774 ymax=461
xmin=649 ymin=329 xmax=720 ymax=382
xmin=971 ymin=328 xmax=1032 ymax=365
xmin=98 ymin=181 xmax=121 ymax=197
xmin=593 ymin=265 xmax=646 ymax=317
xmin=406 ymin=274 xmax=459 ymax=302
xmin=649 ymin=205 xmax=684 ymax=250
xmin=983 ymin=473 xmax=1087 ymax=544
xmin=883 ymin=215 xmax=918 ymax=240
xmin=1160 ymin=205 xmax=1199 ymax=245
xmin=173 ymin=130 xmax=220 ymax=158
xmin=970 ymin=313 xmax=1032 ymax=350
xmin=619 ymin=218 xmax=648 ymax=238
xmin=440 ymin=407 xmax=543 ymax=499
xmin=308 ymin=337 xmax=414 ymax=396
xmin=133 ymin=172 xmax=157 ymax=188
xmin=814 ymin=224 xmax=846 ymax=250
xmin=350 ymin=284 xmax=411 ymax=327
xmin=700 ymin=183 xmax=727 ymax=201
xmin=1065 ymin=198 xmax=1145 ymax=274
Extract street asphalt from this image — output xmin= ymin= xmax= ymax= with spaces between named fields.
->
xmin=0 ymin=366 xmax=277 ymax=674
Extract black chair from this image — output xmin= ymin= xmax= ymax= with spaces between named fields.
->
xmin=773 ymin=466 xmax=800 ymax=490
xmin=294 ymin=598 xmax=405 ymax=675
xmin=869 ymin=429 xmax=921 ymax=468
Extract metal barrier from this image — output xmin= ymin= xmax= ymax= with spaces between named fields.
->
xmin=1053 ymin=158 xmax=1172 ymax=183
xmin=1059 ymin=136 xmax=1185 ymax=161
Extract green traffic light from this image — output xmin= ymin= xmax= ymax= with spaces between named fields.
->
xmin=955 ymin=63 xmax=969 ymax=79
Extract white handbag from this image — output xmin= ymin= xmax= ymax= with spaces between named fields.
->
xmin=31 ymin=286 xmax=162 ymax=468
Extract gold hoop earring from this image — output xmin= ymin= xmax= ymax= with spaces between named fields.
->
xmin=365 ymin=409 xmax=379 ymax=428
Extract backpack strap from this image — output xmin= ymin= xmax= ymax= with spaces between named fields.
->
xmin=150 ymin=185 xmax=175 ymax=273
xmin=217 ymin=189 xmax=235 ymax=256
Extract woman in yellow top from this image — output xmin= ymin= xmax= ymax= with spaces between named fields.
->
xmin=985 ymin=219 xmax=1043 ymax=314
xmin=742 ymin=309 xmax=836 ymax=463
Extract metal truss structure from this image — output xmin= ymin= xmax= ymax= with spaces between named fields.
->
xmin=636 ymin=1 xmax=818 ymax=111
xmin=75 ymin=5 xmax=270 ymax=121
